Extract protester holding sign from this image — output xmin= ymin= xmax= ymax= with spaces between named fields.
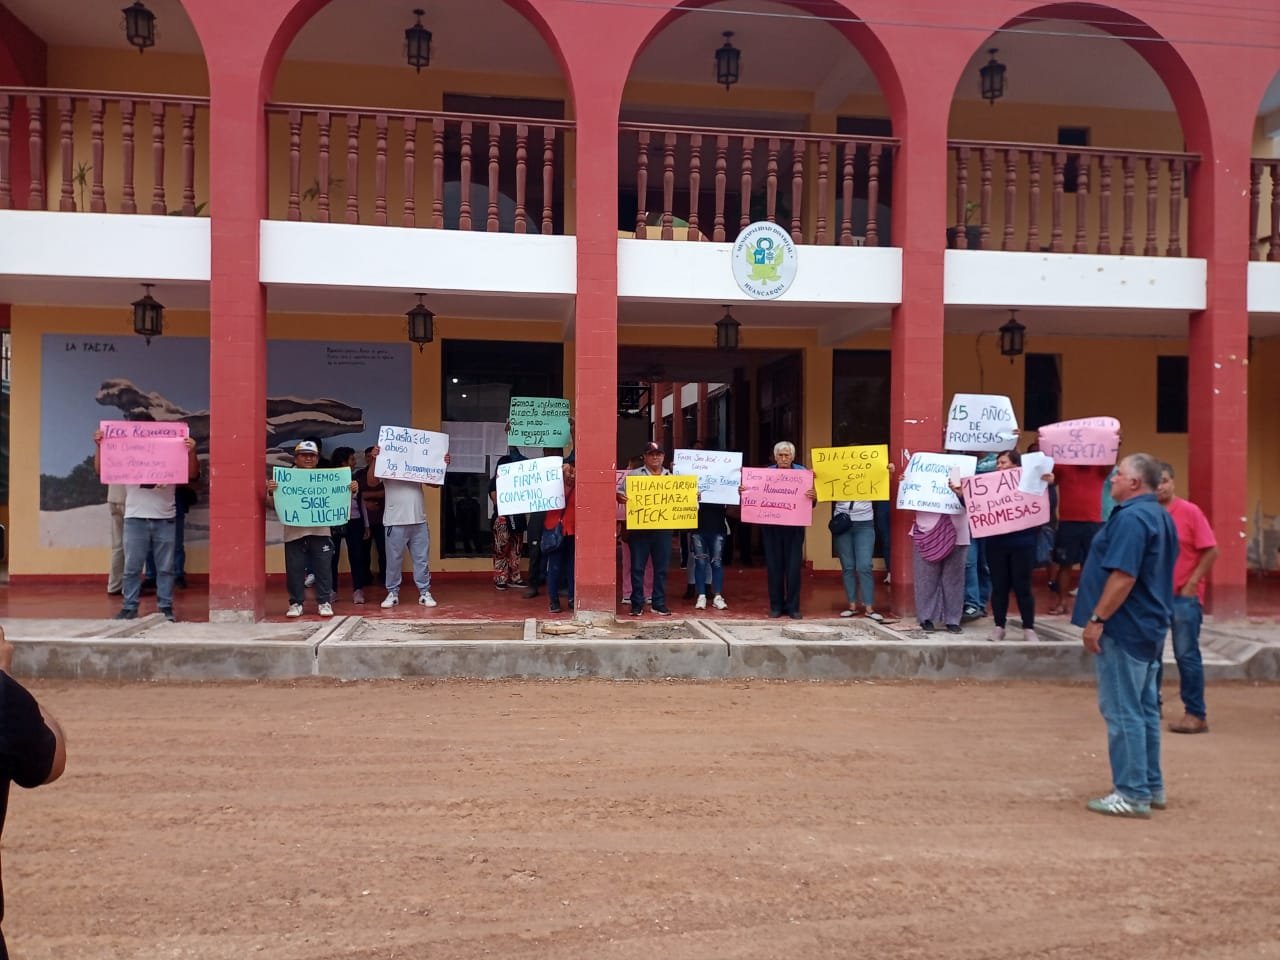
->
xmin=544 ymin=456 xmax=577 ymax=614
xmin=327 ymin=447 xmax=370 ymax=605
xmin=743 ymin=442 xmax=818 ymax=620
xmin=367 ymin=440 xmax=452 ymax=610
xmin=833 ymin=461 xmax=895 ymax=621
xmin=93 ymin=427 xmax=199 ymax=622
xmin=904 ymin=459 xmax=973 ymax=634
xmin=488 ymin=448 xmax=529 ymax=592
xmin=267 ymin=441 xmax=357 ymax=618
xmin=974 ymin=452 xmax=1048 ymax=642
xmin=1048 ymin=463 xmax=1115 ymax=615
xmin=616 ymin=441 xmax=676 ymax=617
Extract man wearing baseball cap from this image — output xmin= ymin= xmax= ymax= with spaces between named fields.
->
xmin=616 ymin=441 xmax=673 ymax=617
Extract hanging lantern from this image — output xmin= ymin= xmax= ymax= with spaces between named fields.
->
xmin=407 ymin=294 xmax=435 ymax=351
xmin=715 ymin=306 xmax=740 ymax=351
xmin=715 ymin=31 xmax=740 ymax=91
xmin=122 ymin=1 xmax=157 ymax=53
xmin=980 ymin=48 xmax=1007 ymax=105
xmin=405 ymin=8 xmax=432 ymax=73
xmin=132 ymin=284 xmax=164 ymax=345
xmin=999 ymin=309 xmax=1026 ymax=360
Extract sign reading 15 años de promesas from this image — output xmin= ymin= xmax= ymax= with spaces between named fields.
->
xmin=731 ymin=221 xmax=798 ymax=299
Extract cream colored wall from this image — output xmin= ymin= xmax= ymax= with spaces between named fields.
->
xmin=10 ymin=306 xmax=570 ymax=577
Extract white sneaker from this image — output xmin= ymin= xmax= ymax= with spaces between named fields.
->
xmin=990 ymin=626 xmax=1005 ymax=642
xmin=286 ymin=603 xmax=303 ymax=618
xmin=883 ymin=572 xmax=891 ymax=586
xmin=694 ymin=594 xmax=707 ymax=610
xmin=318 ymin=602 xmax=334 ymax=617
xmin=380 ymin=593 xmax=399 ymax=609
xmin=712 ymin=594 xmax=728 ymax=610
xmin=304 ymin=572 xmax=316 ymax=587
xmin=419 ymin=593 xmax=437 ymax=607
xmin=1023 ymin=628 xmax=1041 ymax=642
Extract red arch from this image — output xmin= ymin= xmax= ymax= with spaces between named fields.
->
xmin=625 ymin=0 xmax=908 ymax=134
xmin=257 ymin=0 xmax=574 ymax=109
xmin=984 ymin=3 xmax=1211 ymax=154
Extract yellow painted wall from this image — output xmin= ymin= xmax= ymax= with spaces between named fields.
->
xmin=10 ymin=306 xmax=571 ymax=577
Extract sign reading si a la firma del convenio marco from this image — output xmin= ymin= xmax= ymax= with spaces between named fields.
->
xmin=731 ymin=220 xmax=798 ymax=299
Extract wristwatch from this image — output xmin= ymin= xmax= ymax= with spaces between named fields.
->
xmin=1088 ymin=614 xmax=1106 ymax=625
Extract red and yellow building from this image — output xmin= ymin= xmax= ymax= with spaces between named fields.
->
xmin=1 ymin=0 xmax=1278 ymax=621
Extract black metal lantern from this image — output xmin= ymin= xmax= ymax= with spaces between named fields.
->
xmin=980 ymin=48 xmax=1006 ymax=105
xmin=715 ymin=306 xmax=740 ymax=351
xmin=999 ymin=309 xmax=1025 ymax=360
xmin=407 ymin=293 xmax=434 ymax=351
xmin=405 ymin=8 xmax=432 ymax=73
xmin=132 ymin=284 xmax=163 ymax=345
xmin=715 ymin=31 xmax=740 ymax=91
xmin=122 ymin=1 xmax=157 ymax=53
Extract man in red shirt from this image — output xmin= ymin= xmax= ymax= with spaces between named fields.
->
xmin=1049 ymin=464 xmax=1113 ymax=615
xmin=1156 ymin=463 xmax=1218 ymax=734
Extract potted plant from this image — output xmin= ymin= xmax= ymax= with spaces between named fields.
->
xmin=946 ymin=201 xmax=983 ymax=250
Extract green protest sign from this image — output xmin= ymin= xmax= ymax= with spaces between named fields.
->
xmin=507 ymin=397 xmax=571 ymax=446
xmin=272 ymin=467 xmax=352 ymax=525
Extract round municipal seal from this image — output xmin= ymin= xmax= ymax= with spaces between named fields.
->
xmin=731 ymin=221 xmax=798 ymax=300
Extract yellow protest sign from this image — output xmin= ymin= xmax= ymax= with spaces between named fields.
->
xmin=810 ymin=444 xmax=890 ymax=502
xmin=625 ymin=474 xmax=699 ymax=530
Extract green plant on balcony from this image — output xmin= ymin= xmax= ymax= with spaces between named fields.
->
xmin=301 ymin=176 xmax=345 ymax=214
xmin=72 ymin=161 xmax=91 ymax=211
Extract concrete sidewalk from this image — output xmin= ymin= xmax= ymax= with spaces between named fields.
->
xmin=6 ymin=613 xmax=1279 ymax=682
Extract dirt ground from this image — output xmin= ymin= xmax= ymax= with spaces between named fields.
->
xmin=4 ymin=678 xmax=1279 ymax=960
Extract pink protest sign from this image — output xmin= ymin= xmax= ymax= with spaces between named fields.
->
xmin=98 ymin=420 xmax=190 ymax=485
xmin=1035 ymin=417 xmax=1120 ymax=465
xmin=962 ymin=468 xmax=1050 ymax=538
xmin=740 ymin=467 xmax=814 ymax=527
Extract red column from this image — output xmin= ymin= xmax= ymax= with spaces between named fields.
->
xmin=0 ymin=5 xmax=46 ymax=211
xmin=202 ymin=62 xmax=270 ymax=620
xmin=884 ymin=81 xmax=955 ymax=617
xmin=569 ymin=76 xmax=627 ymax=617
xmin=1183 ymin=95 xmax=1259 ymax=618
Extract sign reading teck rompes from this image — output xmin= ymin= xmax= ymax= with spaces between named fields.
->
xmin=731 ymin=221 xmax=798 ymax=299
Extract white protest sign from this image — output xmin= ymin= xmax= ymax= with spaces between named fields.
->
xmin=945 ymin=394 xmax=1019 ymax=452
xmin=495 ymin=456 xmax=565 ymax=516
xmin=1018 ymin=452 xmax=1055 ymax=495
xmin=895 ymin=452 xmax=978 ymax=515
xmin=374 ymin=425 xmax=449 ymax=485
xmin=672 ymin=449 xmax=742 ymax=505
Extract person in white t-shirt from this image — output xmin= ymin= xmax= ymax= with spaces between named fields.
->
xmin=365 ymin=444 xmax=450 ymax=609
xmin=93 ymin=429 xmax=199 ymax=622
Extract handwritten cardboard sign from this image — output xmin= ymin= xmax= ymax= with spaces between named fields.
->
xmin=962 ymin=467 xmax=1050 ymax=538
xmin=495 ymin=456 xmax=565 ymax=516
xmin=374 ymin=425 xmax=449 ymax=485
xmin=625 ymin=474 xmax=698 ymax=530
xmin=945 ymin=394 xmax=1019 ymax=452
xmin=507 ymin=397 xmax=571 ymax=447
xmin=672 ymin=449 xmax=742 ymax=505
xmin=811 ymin=444 xmax=890 ymax=502
xmin=272 ymin=467 xmax=352 ymax=526
xmin=740 ymin=467 xmax=814 ymax=527
xmin=98 ymin=419 xmax=190 ymax=484
xmin=1035 ymin=417 xmax=1121 ymax=465
xmin=895 ymin=453 xmax=978 ymax=515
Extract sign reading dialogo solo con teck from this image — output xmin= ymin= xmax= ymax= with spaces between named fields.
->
xmin=732 ymin=221 xmax=798 ymax=299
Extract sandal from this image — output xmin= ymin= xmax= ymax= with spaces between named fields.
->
xmin=867 ymin=611 xmax=887 ymax=622
xmin=1048 ymin=604 xmax=1067 ymax=616
xmin=840 ymin=609 xmax=856 ymax=618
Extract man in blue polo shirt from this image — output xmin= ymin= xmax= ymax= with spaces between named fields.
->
xmin=1072 ymin=453 xmax=1178 ymax=819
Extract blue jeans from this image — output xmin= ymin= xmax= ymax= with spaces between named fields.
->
xmin=1095 ymin=635 xmax=1163 ymax=802
xmin=964 ymin=539 xmax=990 ymax=610
xmin=385 ymin=522 xmax=431 ymax=594
xmin=1157 ymin=596 xmax=1207 ymax=719
xmin=123 ymin=517 xmax=176 ymax=612
xmin=691 ymin=532 xmax=725 ymax=595
xmin=145 ymin=496 xmax=187 ymax=580
xmin=834 ymin=520 xmax=876 ymax=607
xmin=630 ymin=531 xmax=670 ymax=611
xmin=547 ymin=535 xmax=575 ymax=605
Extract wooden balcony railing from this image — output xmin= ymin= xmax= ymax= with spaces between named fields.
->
xmin=948 ymin=140 xmax=1198 ymax=257
xmin=0 ymin=86 xmax=208 ymax=214
xmin=266 ymin=101 xmax=572 ymax=234
xmin=1250 ymin=158 xmax=1280 ymax=262
xmin=620 ymin=122 xmax=898 ymax=245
